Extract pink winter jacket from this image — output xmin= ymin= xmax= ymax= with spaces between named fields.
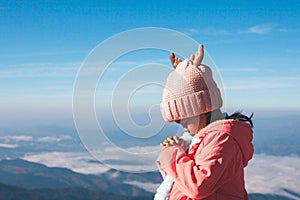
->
xmin=156 ymin=119 xmax=254 ymax=200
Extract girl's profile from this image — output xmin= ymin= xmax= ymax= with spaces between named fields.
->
xmin=155 ymin=45 xmax=254 ymax=200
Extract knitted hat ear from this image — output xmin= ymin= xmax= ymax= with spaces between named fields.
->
xmin=170 ymin=44 xmax=204 ymax=70
xmin=169 ymin=52 xmax=182 ymax=69
xmin=193 ymin=44 xmax=204 ymax=67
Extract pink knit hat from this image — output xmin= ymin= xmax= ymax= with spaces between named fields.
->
xmin=160 ymin=59 xmax=223 ymax=122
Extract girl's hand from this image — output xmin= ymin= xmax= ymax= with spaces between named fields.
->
xmin=160 ymin=136 xmax=188 ymax=150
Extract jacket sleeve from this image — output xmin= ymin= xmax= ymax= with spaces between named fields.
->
xmin=156 ymin=133 xmax=241 ymax=199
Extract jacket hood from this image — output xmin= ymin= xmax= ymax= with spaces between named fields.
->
xmin=197 ymin=119 xmax=254 ymax=167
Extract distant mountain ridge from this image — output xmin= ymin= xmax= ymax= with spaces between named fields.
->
xmin=0 ymin=182 xmax=294 ymax=200
xmin=0 ymin=183 xmax=152 ymax=200
xmin=0 ymin=158 xmax=296 ymax=200
xmin=0 ymin=158 xmax=153 ymax=197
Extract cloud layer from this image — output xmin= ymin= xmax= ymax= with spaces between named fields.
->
xmin=23 ymin=151 xmax=109 ymax=174
xmin=21 ymin=150 xmax=300 ymax=198
xmin=245 ymin=154 xmax=300 ymax=199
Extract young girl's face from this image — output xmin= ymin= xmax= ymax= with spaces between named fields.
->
xmin=177 ymin=115 xmax=207 ymax=136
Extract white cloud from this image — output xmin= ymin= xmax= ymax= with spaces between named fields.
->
xmin=0 ymin=143 xmax=19 ymax=148
xmin=0 ymin=135 xmax=33 ymax=142
xmin=123 ymin=180 xmax=160 ymax=193
xmin=286 ymin=49 xmax=300 ymax=54
xmin=96 ymin=145 xmax=161 ymax=172
xmin=245 ymin=154 xmax=300 ymax=199
xmin=223 ymin=76 xmax=300 ymax=90
xmin=224 ymin=81 xmax=291 ymax=90
xmin=200 ymin=28 xmax=229 ymax=35
xmin=22 ymin=151 xmax=109 ymax=175
xmin=3 ymin=50 xmax=85 ymax=58
xmin=184 ymin=28 xmax=200 ymax=35
xmin=22 ymin=150 xmax=161 ymax=192
xmin=184 ymin=28 xmax=229 ymax=36
xmin=0 ymin=62 xmax=80 ymax=78
xmin=0 ymin=135 xmax=73 ymax=143
xmin=21 ymin=150 xmax=300 ymax=198
xmin=123 ymin=154 xmax=300 ymax=197
xmin=240 ymin=24 xmax=275 ymax=34
xmin=22 ymin=145 xmax=161 ymax=173
xmin=0 ymin=58 xmax=170 ymax=80
xmin=220 ymin=67 xmax=259 ymax=72
xmin=36 ymin=137 xmax=60 ymax=143
xmin=36 ymin=135 xmax=72 ymax=143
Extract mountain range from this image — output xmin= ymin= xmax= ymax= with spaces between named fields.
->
xmin=0 ymin=158 xmax=153 ymax=198
xmin=0 ymin=158 xmax=296 ymax=200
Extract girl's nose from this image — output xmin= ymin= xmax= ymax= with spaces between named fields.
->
xmin=183 ymin=128 xmax=189 ymax=133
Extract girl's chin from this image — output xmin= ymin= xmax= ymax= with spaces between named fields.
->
xmin=187 ymin=131 xmax=196 ymax=136
xmin=183 ymin=128 xmax=195 ymax=136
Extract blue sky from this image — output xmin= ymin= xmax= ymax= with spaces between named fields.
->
xmin=1 ymin=0 xmax=300 ymax=128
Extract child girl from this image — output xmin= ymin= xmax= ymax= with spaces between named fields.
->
xmin=155 ymin=45 xmax=254 ymax=200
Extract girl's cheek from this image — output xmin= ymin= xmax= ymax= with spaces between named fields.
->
xmin=187 ymin=124 xmax=197 ymax=134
